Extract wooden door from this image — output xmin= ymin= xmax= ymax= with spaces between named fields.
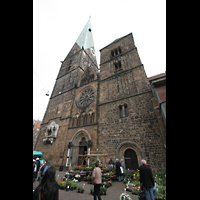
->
xmin=124 ymin=149 xmax=138 ymax=170
xmin=78 ymin=137 xmax=87 ymax=166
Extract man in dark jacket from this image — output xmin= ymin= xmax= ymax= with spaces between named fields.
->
xmin=116 ymin=158 xmax=122 ymax=181
xmin=139 ymin=159 xmax=155 ymax=200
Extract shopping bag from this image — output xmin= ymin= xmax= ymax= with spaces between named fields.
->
xmin=120 ymin=166 xmax=124 ymax=174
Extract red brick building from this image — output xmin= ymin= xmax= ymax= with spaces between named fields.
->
xmin=33 ymin=121 xmax=41 ymax=131
xmin=148 ymin=72 xmax=166 ymax=144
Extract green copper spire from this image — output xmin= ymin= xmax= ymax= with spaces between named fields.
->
xmin=63 ymin=17 xmax=98 ymax=71
xmin=76 ymin=18 xmax=95 ymax=51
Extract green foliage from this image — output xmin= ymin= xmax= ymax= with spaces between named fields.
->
xmin=90 ymin=186 xmax=94 ymax=192
xmin=78 ymin=186 xmax=84 ymax=191
xmin=58 ymin=181 xmax=67 ymax=187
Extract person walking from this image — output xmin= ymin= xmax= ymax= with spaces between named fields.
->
xmin=33 ymin=159 xmax=37 ymax=182
xmin=92 ymin=160 xmax=102 ymax=200
xmin=39 ymin=157 xmax=51 ymax=184
xmin=139 ymin=159 xmax=155 ymax=200
xmin=33 ymin=166 xmax=59 ymax=200
xmin=120 ymin=159 xmax=126 ymax=180
xmin=37 ymin=160 xmax=46 ymax=181
xmin=108 ymin=158 xmax=114 ymax=169
xmin=35 ymin=158 xmax=40 ymax=180
xmin=116 ymin=158 xmax=122 ymax=181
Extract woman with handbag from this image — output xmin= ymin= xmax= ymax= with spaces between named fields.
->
xmin=92 ymin=160 xmax=102 ymax=200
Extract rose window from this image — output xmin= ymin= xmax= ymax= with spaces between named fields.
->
xmin=77 ymin=89 xmax=95 ymax=108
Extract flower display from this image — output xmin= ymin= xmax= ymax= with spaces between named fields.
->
xmin=119 ymin=192 xmax=132 ymax=200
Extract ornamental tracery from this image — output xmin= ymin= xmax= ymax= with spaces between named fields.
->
xmin=76 ymin=88 xmax=94 ymax=108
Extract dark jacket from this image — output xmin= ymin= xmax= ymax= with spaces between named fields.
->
xmin=116 ymin=161 xmax=121 ymax=176
xmin=33 ymin=184 xmax=59 ymax=200
xmin=36 ymin=160 xmax=40 ymax=171
xmin=139 ymin=164 xmax=154 ymax=189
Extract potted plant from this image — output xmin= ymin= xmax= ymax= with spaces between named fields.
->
xmin=90 ymin=186 xmax=94 ymax=195
xmin=75 ymin=174 xmax=82 ymax=182
xmin=74 ymin=182 xmax=78 ymax=190
xmin=119 ymin=193 xmax=132 ymax=200
xmin=58 ymin=182 xmax=67 ymax=190
xmin=103 ymin=187 xmax=107 ymax=195
xmin=87 ymin=176 xmax=92 ymax=184
xmin=99 ymin=187 xmax=104 ymax=195
xmin=70 ymin=182 xmax=75 ymax=191
xmin=66 ymin=185 xmax=70 ymax=191
xmin=78 ymin=185 xmax=85 ymax=193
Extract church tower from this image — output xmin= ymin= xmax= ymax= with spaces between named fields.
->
xmin=35 ymin=18 xmax=99 ymax=168
xmin=98 ymin=33 xmax=166 ymax=172
xmin=34 ymin=19 xmax=166 ymax=172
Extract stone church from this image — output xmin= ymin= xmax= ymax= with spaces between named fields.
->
xmin=34 ymin=18 xmax=166 ymax=172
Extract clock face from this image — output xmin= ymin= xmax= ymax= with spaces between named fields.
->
xmin=76 ymin=89 xmax=95 ymax=108
xmin=90 ymin=47 xmax=95 ymax=56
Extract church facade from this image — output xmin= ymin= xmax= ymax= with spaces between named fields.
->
xmin=34 ymin=18 xmax=166 ymax=172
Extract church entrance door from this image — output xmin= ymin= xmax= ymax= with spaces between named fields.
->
xmin=124 ymin=149 xmax=138 ymax=170
xmin=78 ymin=137 xmax=87 ymax=166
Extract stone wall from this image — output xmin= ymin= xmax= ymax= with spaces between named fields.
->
xmin=98 ymin=33 xmax=166 ymax=172
xmin=35 ymin=32 xmax=166 ymax=172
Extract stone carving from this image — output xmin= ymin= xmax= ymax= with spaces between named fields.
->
xmin=43 ymin=121 xmax=59 ymax=145
xmin=76 ymin=89 xmax=95 ymax=108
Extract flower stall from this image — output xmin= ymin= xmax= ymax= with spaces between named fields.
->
xmin=121 ymin=170 xmax=166 ymax=200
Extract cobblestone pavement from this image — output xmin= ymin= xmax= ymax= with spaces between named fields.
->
xmin=33 ymin=170 xmax=138 ymax=200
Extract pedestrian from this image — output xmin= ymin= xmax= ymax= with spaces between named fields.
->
xmin=139 ymin=159 xmax=155 ymax=200
xmin=108 ymin=158 xmax=114 ymax=169
xmin=92 ymin=160 xmax=102 ymax=200
xmin=116 ymin=158 xmax=122 ymax=181
xmin=33 ymin=159 xmax=37 ymax=182
xmin=33 ymin=166 xmax=59 ymax=200
xmin=37 ymin=160 xmax=46 ymax=181
xmin=120 ymin=159 xmax=126 ymax=180
xmin=35 ymin=158 xmax=40 ymax=179
xmin=39 ymin=157 xmax=51 ymax=184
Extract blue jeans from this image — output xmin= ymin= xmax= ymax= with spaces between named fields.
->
xmin=144 ymin=186 xmax=154 ymax=200
xmin=118 ymin=176 xmax=122 ymax=181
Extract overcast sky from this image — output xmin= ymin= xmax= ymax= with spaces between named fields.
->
xmin=33 ymin=0 xmax=166 ymax=121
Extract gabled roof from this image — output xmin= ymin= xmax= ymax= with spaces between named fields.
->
xmin=99 ymin=33 xmax=132 ymax=51
xmin=148 ymin=72 xmax=166 ymax=81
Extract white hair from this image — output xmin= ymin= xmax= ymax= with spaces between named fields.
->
xmin=141 ymin=159 xmax=146 ymax=165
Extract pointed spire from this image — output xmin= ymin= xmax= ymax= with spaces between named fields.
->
xmin=76 ymin=18 xmax=94 ymax=50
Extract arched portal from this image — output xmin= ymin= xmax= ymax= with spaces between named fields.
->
xmin=78 ymin=137 xmax=87 ymax=165
xmin=69 ymin=129 xmax=91 ymax=166
xmin=116 ymin=141 xmax=144 ymax=170
xmin=124 ymin=149 xmax=138 ymax=170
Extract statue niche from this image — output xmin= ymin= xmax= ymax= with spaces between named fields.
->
xmin=43 ymin=121 xmax=59 ymax=145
